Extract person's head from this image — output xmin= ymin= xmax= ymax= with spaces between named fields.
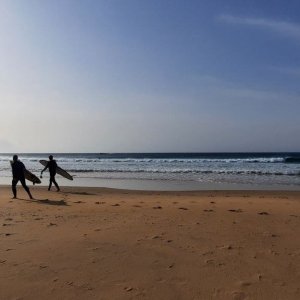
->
xmin=13 ymin=155 xmax=18 ymax=162
xmin=49 ymin=155 xmax=53 ymax=161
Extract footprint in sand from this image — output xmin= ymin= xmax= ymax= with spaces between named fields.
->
xmin=219 ymin=245 xmax=233 ymax=250
xmin=111 ymin=203 xmax=120 ymax=206
xmin=178 ymin=207 xmax=188 ymax=210
xmin=210 ymin=201 xmax=215 ymax=204
xmin=204 ymin=259 xmax=214 ymax=264
xmin=132 ymin=205 xmax=141 ymax=208
xmin=47 ymin=223 xmax=57 ymax=227
xmin=91 ymin=247 xmax=100 ymax=251
xmin=257 ymin=274 xmax=263 ymax=281
xmin=238 ymin=281 xmax=252 ymax=287
xmin=74 ymin=201 xmax=84 ymax=204
xmin=231 ymin=291 xmax=247 ymax=300
xmin=203 ymin=209 xmax=214 ymax=212
xmin=228 ymin=209 xmax=243 ymax=213
xmin=153 ymin=206 xmax=162 ymax=209
xmin=39 ymin=265 xmax=48 ymax=269
xmin=4 ymin=233 xmax=14 ymax=236
xmin=258 ymin=211 xmax=269 ymax=215
xmin=151 ymin=235 xmax=162 ymax=239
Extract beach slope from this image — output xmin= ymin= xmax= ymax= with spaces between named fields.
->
xmin=0 ymin=186 xmax=299 ymax=299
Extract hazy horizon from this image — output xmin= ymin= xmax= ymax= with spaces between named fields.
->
xmin=1 ymin=151 xmax=299 ymax=155
xmin=1 ymin=1 xmax=300 ymax=153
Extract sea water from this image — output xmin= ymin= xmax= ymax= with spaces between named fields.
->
xmin=0 ymin=153 xmax=300 ymax=190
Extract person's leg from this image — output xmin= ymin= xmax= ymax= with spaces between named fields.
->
xmin=12 ymin=179 xmax=18 ymax=198
xmin=53 ymin=178 xmax=60 ymax=192
xmin=48 ymin=177 xmax=53 ymax=191
xmin=52 ymin=176 xmax=60 ymax=191
xmin=20 ymin=178 xmax=33 ymax=199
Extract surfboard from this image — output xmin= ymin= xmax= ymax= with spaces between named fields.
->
xmin=39 ymin=160 xmax=73 ymax=181
xmin=10 ymin=161 xmax=41 ymax=184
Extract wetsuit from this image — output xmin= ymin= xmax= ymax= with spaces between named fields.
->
xmin=44 ymin=160 xmax=60 ymax=191
xmin=11 ymin=160 xmax=32 ymax=198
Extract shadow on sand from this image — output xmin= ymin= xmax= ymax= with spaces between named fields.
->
xmin=19 ymin=198 xmax=69 ymax=206
xmin=63 ymin=191 xmax=96 ymax=196
xmin=37 ymin=199 xmax=68 ymax=206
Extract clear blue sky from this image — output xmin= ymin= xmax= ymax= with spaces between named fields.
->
xmin=1 ymin=0 xmax=300 ymax=152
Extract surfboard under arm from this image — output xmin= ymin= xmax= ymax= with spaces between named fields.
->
xmin=10 ymin=161 xmax=41 ymax=184
xmin=39 ymin=160 xmax=73 ymax=181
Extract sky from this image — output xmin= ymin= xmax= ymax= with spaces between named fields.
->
xmin=0 ymin=0 xmax=300 ymax=153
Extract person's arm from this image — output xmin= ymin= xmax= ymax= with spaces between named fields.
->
xmin=41 ymin=163 xmax=49 ymax=174
xmin=10 ymin=161 xmax=14 ymax=175
xmin=19 ymin=162 xmax=26 ymax=171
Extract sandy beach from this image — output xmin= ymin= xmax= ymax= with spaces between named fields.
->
xmin=0 ymin=185 xmax=299 ymax=300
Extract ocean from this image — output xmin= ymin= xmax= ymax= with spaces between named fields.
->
xmin=1 ymin=153 xmax=300 ymax=190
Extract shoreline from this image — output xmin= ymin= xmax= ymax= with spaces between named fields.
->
xmin=2 ymin=183 xmax=300 ymax=194
xmin=0 ymin=183 xmax=300 ymax=199
xmin=2 ymin=181 xmax=300 ymax=192
xmin=0 ymin=186 xmax=300 ymax=299
xmin=1 ymin=152 xmax=300 ymax=191
xmin=1 ymin=177 xmax=300 ymax=192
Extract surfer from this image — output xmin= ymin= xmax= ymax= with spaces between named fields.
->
xmin=41 ymin=155 xmax=60 ymax=192
xmin=11 ymin=155 xmax=33 ymax=199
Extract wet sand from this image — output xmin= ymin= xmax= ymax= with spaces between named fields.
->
xmin=0 ymin=185 xmax=300 ymax=299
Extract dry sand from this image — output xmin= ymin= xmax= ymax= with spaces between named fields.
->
xmin=0 ymin=185 xmax=300 ymax=300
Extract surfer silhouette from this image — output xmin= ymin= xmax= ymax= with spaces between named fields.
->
xmin=41 ymin=155 xmax=60 ymax=192
xmin=11 ymin=155 xmax=33 ymax=199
